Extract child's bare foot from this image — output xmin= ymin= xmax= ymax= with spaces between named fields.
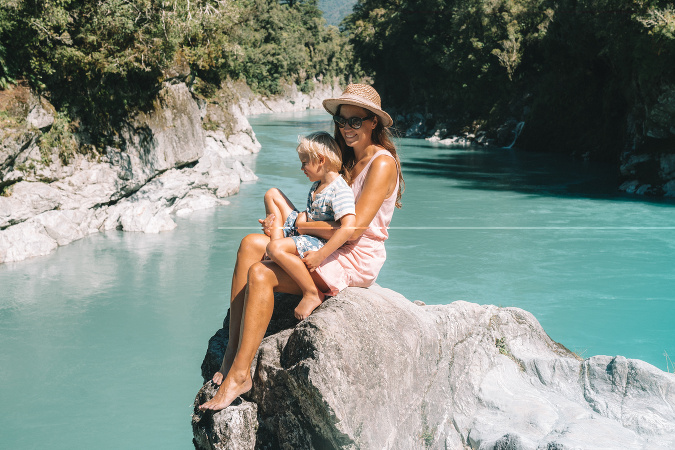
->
xmin=294 ymin=291 xmax=325 ymax=320
xmin=199 ymin=372 xmax=253 ymax=411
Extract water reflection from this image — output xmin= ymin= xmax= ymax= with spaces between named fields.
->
xmin=402 ymin=142 xmax=675 ymax=205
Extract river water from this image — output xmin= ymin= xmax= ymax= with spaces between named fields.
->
xmin=1 ymin=110 xmax=674 ymax=448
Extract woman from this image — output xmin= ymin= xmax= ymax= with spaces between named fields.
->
xmin=199 ymin=84 xmax=403 ymax=411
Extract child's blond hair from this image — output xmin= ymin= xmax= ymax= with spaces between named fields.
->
xmin=297 ymin=132 xmax=343 ymax=174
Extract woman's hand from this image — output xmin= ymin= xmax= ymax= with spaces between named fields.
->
xmin=258 ymin=213 xmax=275 ymax=236
xmin=302 ymin=250 xmax=325 ymax=272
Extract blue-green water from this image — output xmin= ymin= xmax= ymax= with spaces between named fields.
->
xmin=1 ymin=110 xmax=674 ymax=448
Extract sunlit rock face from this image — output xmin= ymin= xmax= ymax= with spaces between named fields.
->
xmin=192 ymin=286 xmax=675 ymax=450
xmin=0 ymin=78 xmax=341 ymax=264
xmin=1 ymin=79 xmax=318 ymax=263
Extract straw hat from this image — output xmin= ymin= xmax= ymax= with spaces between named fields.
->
xmin=323 ymin=84 xmax=393 ymax=128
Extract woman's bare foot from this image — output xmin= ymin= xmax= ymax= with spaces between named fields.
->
xmin=211 ymin=354 xmax=233 ymax=385
xmin=199 ymin=372 xmax=253 ymax=411
xmin=294 ymin=291 xmax=325 ymax=320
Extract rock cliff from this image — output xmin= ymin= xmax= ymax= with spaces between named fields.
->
xmin=0 ymin=79 xmax=340 ymax=264
xmin=192 ymin=286 xmax=675 ymax=450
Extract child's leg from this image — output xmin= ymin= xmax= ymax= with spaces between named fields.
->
xmin=266 ymin=238 xmax=324 ymax=320
xmin=263 ymin=188 xmax=296 ymax=241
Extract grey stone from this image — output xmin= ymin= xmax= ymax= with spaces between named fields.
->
xmin=26 ymin=104 xmax=55 ymax=129
xmin=0 ymin=181 xmax=63 ymax=228
xmin=194 ymin=286 xmax=675 ymax=449
xmin=233 ymin=160 xmax=258 ymax=182
xmin=192 ymin=383 xmax=259 ymax=450
xmin=0 ymin=220 xmax=58 ymax=262
xmin=660 ymin=154 xmax=675 ymax=180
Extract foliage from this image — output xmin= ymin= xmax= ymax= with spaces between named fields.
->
xmin=0 ymin=0 xmax=242 ymax=139
xmin=213 ymin=0 xmax=361 ymax=95
xmin=344 ymin=0 xmax=552 ymax=116
xmin=344 ymin=0 xmax=675 ymax=160
xmin=39 ymin=111 xmax=78 ymax=164
xmin=0 ymin=0 xmax=359 ymax=145
xmin=0 ymin=0 xmax=18 ymax=89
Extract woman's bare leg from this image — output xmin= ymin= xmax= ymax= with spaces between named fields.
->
xmin=199 ymin=261 xmax=303 ymax=411
xmin=263 ymin=188 xmax=296 ymax=241
xmin=212 ymin=233 xmax=269 ymax=385
xmin=267 ymin=238 xmax=324 ymax=320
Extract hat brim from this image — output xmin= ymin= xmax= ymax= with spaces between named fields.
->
xmin=323 ymin=97 xmax=393 ymax=128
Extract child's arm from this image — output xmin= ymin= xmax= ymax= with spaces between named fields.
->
xmin=302 ymin=213 xmax=356 ymax=272
xmin=294 ymin=212 xmax=340 ymax=240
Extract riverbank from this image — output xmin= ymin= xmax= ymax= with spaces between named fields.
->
xmin=391 ymin=85 xmax=675 ymax=198
xmin=0 ymin=80 xmax=340 ymax=264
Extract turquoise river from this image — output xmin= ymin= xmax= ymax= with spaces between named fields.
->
xmin=1 ymin=110 xmax=674 ymax=448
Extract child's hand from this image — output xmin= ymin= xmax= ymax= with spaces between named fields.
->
xmin=302 ymin=250 xmax=324 ymax=272
xmin=259 ymin=213 xmax=275 ymax=236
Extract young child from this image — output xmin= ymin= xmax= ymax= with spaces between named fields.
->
xmin=263 ymin=131 xmax=355 ymax=320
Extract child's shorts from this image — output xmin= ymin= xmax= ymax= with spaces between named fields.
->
xmin=283 ymin=210 xmax=327 ymax=258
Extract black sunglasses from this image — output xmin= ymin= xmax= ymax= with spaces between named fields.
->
xmin=333 ymin=114 xmax=374 ymax=130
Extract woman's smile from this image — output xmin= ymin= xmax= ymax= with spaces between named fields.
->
xmin=338 ymin=105 xmax=375 ymax=148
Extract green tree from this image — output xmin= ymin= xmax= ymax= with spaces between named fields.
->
xmin=345 ymin=0 xmax=675 ymax=160
xmin=0 ymin=0 xmax=241 ymax=138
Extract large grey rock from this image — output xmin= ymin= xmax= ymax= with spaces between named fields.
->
xmin=0 ymin=181 xmax=63 ymax=228
xmin=0 ymin=220 xmax=58 ymax=262
xmin=232 ymin=80 xmax=342 ymax=116
xmin=193 ymin=286 xmax=675 ymax=450
xmin=26 ymin=103 xmax=55 ymax=130
xmin=193 ymin=383 xmax=259 ymax=450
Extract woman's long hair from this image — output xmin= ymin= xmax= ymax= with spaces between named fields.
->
xmin=334 ymin=105 xmax=405 ymax=208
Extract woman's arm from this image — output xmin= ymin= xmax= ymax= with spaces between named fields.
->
xmin=348 ymin=155 xmax=397 ymax=240
xmin=302 ymin=214 xmax=356 ymax=271
xmin=296 ymin=154 xmax=397 ymax=241
xmin=294 ymin=211 xmax=340 ymax=240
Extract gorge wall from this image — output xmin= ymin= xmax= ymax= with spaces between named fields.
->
xmin=0 ymin=80 xmax=340 ymax=264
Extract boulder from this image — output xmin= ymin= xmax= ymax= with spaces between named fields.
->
xmin=26 ymin=102 xmax=55 ymax=130
xmin=192 ymin=286 xmax=675 ymax=450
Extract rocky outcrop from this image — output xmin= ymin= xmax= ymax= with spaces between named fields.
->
xmin=617 ymin=85 xmax=675 ymax=196
xmin=0 ymin=81 xmax=259 ymax=263
xmin=228 ymin=80 xmax=342 ymax=117
xmin=192 ymin=286 xmax=675 ymax=450
xmin=0 ymin=79 xmax=340 ymax=264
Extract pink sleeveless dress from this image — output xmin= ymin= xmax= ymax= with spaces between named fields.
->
xmin=314 ymin=149 xmax=398 ymax=296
